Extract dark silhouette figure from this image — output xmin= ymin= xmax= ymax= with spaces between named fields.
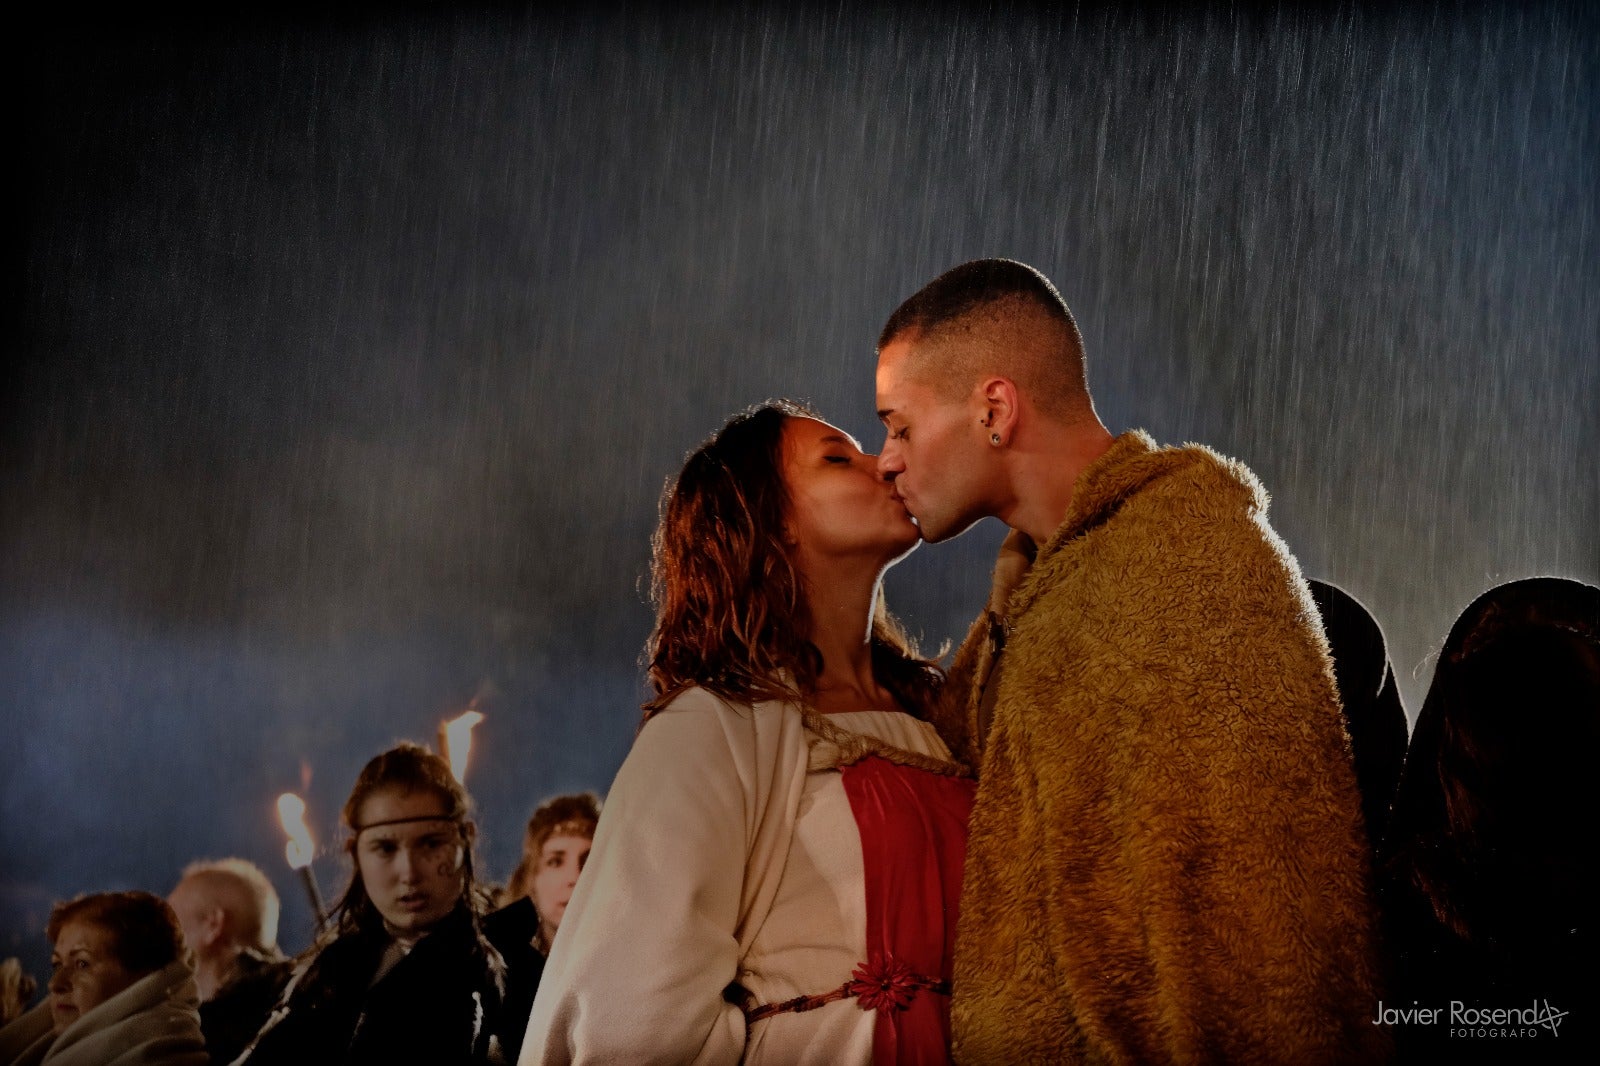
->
xmin=1379 ymin=577 xmax=1599 ymax=1063
xmin=1308 ymin=579 xmax=1409 ymax=851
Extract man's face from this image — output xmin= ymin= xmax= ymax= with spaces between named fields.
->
xmin=875 ymin=336 xmax=994 ymax=542
xmin=166 ymin=878 xmax=217 ymax=959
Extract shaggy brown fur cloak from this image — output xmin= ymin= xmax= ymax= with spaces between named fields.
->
xmin=927 ymin=430 xmax=1388 ymax=1065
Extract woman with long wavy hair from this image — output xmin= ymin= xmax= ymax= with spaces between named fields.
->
xmin=522 ymin=401 xmax=975 ymax=1065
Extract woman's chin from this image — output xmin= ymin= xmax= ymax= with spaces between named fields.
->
xmin=884 ymin=533 xmax=921 ymax=567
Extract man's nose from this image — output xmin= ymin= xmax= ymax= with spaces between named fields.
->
xmin=876 ymin=444 xmax=903 ymax=479
xmin=395 ymin=848 xmax=418 ymax=882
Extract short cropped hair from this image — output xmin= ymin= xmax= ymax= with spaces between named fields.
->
xmin=178 ymin=858 xmax=282 ymax=953
xmin=878 ymin=258 xmax=1089 ymax=420
xmin=47 ymin=891 xmax=185 ymax=976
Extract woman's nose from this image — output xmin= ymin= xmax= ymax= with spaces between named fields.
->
xmin=48 ymin=968 xmax=70 ymax=994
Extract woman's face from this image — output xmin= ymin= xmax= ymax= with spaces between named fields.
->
xmin=354 ymin=787 xmax=469 ymax=938
xmin=529 ymin=833 xmax=592 ymax=941
xmin=782 ymin=417 xmax=919 ymax=566
xmin=48 ymin=919 xmax=140 ymax=1035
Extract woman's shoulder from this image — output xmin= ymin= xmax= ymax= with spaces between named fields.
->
xmin=617 ymin=686 xmax=811 ymax=801
xmin=649 ymin=683 xmax=753 ymax=718
xmin=642 ymin=684 xmax=811 ymax=734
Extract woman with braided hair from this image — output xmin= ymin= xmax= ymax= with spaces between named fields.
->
xmin=522 ymin=402 xmax=975 ymax=1065
xmin=500 ymin=793 xmax=601 ymax=958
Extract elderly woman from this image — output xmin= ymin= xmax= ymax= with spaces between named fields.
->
xmin=0 ymin=891 xmax=206 ymax=1066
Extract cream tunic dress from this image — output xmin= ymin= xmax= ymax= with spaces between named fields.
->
xmin=520 ymin=686 xmax=958 ymax=1065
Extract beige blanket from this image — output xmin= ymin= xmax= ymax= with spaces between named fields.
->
xmin=0 ymin=960 xmax=206 ymax=1066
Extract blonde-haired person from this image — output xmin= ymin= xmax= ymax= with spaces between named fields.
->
xmin=523 ymin=402 xmax=974 ymax=1065
xmin=166 ymin=858 xmax=292 ymax=1065
xmin=0 ymin=959 xmax=36 ymax=1028
xmin=484 ymin=793 xmax=600 ymax=1058
xmin=501 ymin=793 xmax=600 ymax=955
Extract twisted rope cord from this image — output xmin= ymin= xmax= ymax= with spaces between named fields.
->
xmin=798 ymin=708 xmax=971 ymax=779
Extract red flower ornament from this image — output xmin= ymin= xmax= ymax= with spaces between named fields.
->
xmin=848 ymin=956 xmax=921 ymax=1012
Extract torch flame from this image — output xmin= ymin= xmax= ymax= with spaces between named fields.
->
xmin=443 ymin=710 xmax=485 ymax=784
xmin=276 ymin=792 xmax=315 ymax=870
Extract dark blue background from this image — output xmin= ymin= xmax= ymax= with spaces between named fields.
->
xmin=6 ymin=1 xmax=1596 ymax=984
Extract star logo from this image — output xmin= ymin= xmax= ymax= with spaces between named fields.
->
xmin=1533 ymin=1000 xmax=1568 ymax=1036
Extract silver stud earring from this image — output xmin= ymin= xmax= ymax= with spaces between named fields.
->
xmin=990 ymin=433 xmax=1002 ymax=445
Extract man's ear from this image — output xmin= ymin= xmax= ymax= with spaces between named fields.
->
xmin=978 ymin=377 xmax=1020 ymax=445
xmin=197 ymin=906 xmax=227 ymax=950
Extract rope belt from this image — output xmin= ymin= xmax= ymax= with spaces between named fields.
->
xmin=742 ymin=958 xmax=950 ymax=1024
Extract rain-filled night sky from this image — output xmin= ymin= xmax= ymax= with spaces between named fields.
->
xmin=5 ymin=1 xmax=1596 ymax=979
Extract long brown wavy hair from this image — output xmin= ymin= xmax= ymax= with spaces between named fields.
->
xmin=643 ymin=400 xmax=942 ymax=718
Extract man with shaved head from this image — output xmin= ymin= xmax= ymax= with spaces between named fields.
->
xmin=168 ymin=858 xmax=293 ymax=1065
xmin=875 ymin=259 xmax=1387 ymax=1063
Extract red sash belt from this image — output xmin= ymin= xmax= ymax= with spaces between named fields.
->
xmin=743 ymin=959 xmax=951 ymax=1024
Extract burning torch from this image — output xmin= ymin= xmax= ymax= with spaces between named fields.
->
xmin=438 ymin=709 xmax=485 ymax=784
xmin=276 ymin=792 xmax=328 ymax=932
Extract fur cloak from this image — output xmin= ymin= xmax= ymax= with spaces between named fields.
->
xmin=927 ymin=430 xmax=1388 ymax=1065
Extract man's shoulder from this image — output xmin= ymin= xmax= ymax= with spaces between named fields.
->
xmin=215 ymin=949 xmax=294 ymax=1002
xmin=1013 ymin=435 xmax=1287 ymax=628
xmin=482 ymin=896 xmax=539 ymax=954
xmin=1046 ymin=430 xmax=1266 ymax=553
xmin=1120 ymin=436 xmax=1267 ymax=515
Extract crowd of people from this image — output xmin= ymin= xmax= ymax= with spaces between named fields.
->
xmin=0 ymin=762 xmax=598 ymax=1066
xmin=2 ymin=260 xmax=1594 ymax=1064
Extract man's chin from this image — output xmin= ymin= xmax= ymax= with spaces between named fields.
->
xmin=915 ymin=514 xmax=984 ymax=545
